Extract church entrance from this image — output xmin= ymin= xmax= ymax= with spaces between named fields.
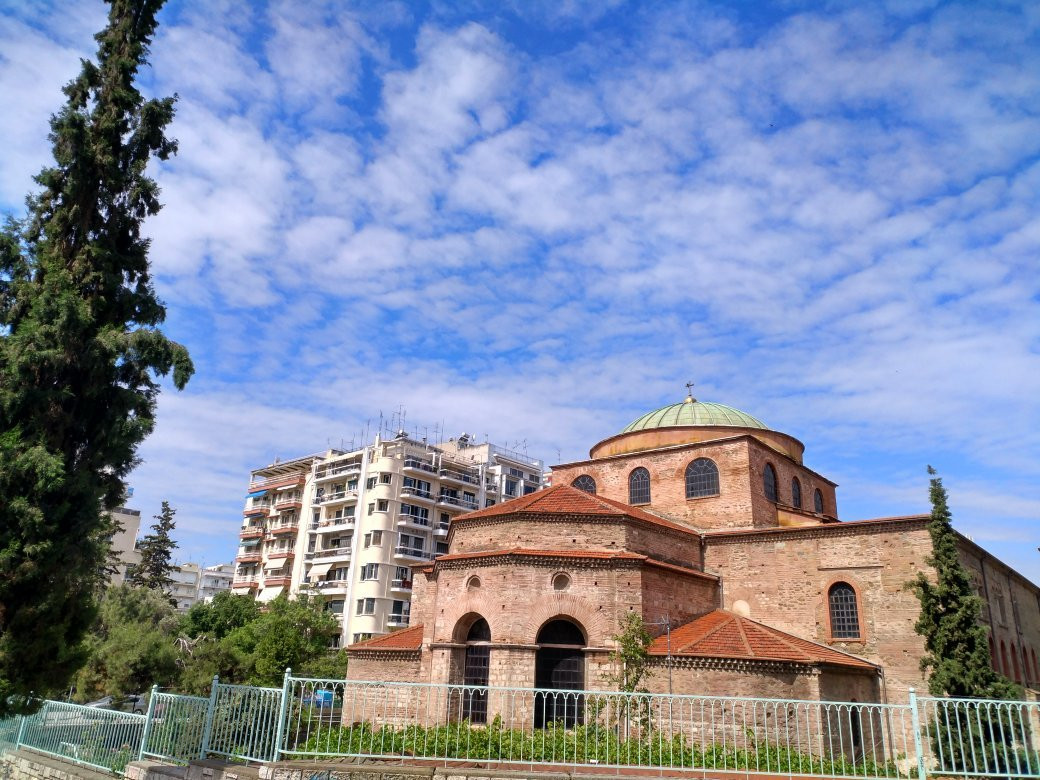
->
xmin=462 ymin=617 xmax=490 ymax=723
xmin=534 ymin=619 xmax=585 ymax=728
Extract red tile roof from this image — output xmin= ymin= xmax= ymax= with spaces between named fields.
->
xmin=457 ymin=484 xmax=698 ymax=537
xmin=649 ymin=610 xmax=876 ymax=670
xmin=346 ymin=624 xmax=423 ymax=652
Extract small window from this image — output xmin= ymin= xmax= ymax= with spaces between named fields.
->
xmin=377 ymin=499 xmax=389 ymax=512
xmin=628 ymin=467 xmax=651 ymax=505
xmin=363 ymin=532 xmax=370 ymax=548
xmin=685 ymin=458 xmax=719 ymax=498
xmin=361 ymin=563 xmax=379 ymax=580
xmin=355 ymin=598 xmax=375 ymax=615
xmin=325 ymin=600 xmax=344 ymax=614
xmin=467 ymin=575 xmax=482 ymax=590
xmin=380 ymin=473 xmax=392 ymax=484
xmin=365 ymin=477 xmax=377 ymax=489
xmin=791 ymin=478 xmax=802 ymax=509
xmin=763 ymin=464 xmax=778 ymax=502
xmin=505 ymin=479 xmax=518 ymax=496
xmin=814 ymin=489 xmax=824 ymax=514
xmin=552 ymin=573 xmax=571 ymax=591
xmin=371 ymin=530 xmax=382 ymax=545
xmin=367 ymin=502 xmax=374 ymax=516
xmin=571 ymin=475 xmax=597 ymax=494
xmin=828 ymin=582 xmax=861 ymax=639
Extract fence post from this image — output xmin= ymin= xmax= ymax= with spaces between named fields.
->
xmin=137 ymin=684 xmax=159 ymax=761
xmin=14 ymin=713 xmax=27 ymax=749
xmin=909 ymin=687 xmax=928 ymax=780
xmin=272 ymin=668 xmax=292 ymax=763
xmin=199 ymin=675 xmax=220 ymax=759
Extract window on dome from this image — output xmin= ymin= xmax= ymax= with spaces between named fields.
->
xmin=763 ymin=464 xmax=778 ymax=502
xmin=628 ymin=467 xmax=650 ymax=505
xmin=572 ymin=475 xmax=596 ymax=494
xmin=791 ymin=477 xmax=802 ymax=509
xmin=828 ymin=582 xmax=861 ymax=639
xmin=814 ymin=488 xmax=825 ymax=514
xmin=685 ymin=458 xmax=719 ymax=498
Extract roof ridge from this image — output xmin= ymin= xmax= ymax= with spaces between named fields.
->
xmin=732 ymin=613 xmax=754 ymax=656
xmin=686 ymin=610 xmax=736 ymax=650
xmin=740 ymin=616 xmax=809 ymax=661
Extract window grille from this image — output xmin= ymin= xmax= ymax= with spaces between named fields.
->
xmin=828 ymin=582 xmax=861 ymax=639
xmin=628 ymin=468 xmax=651 ymax=504
xmin=791 ymin=478 xmax=802 ymax=508
xmin=571 ymin=475 xmax=596 ymax=494
xmin=763 ymin=464 xmax=778 ymax=502
xmin=685 ymin=458 xmax=719 ymax=498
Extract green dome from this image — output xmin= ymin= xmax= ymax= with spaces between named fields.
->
xmin=621 ymin=399 xmax=768 ymax=433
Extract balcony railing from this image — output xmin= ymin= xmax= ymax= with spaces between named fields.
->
xmin=314 ymin=548 xmax=352 ymax=559
xmin=314 ymin=463 xmax=362 ymax=481
xmin=397 ymin=513 xmax=430 ymax=527
xmin=437 ymin=494 xmax=478 ymax=510
xmin=236 ymin=552 xmax=262 ymax=563
xmin=387 ymin=613 xmax=410 ymax=627
xmin=400 ymin=487 xmax=433 ymax=500
xmin=316 ymin=517 xmax=355 ymax=531
xmin=439 ymin=468 xmax=479 ymax=485
xmin=240 ymin=527 xmax=265 ymax=539
xmin=403 ymin=457 xmax=435 ymax=473
xmin=394 ymin=546 xmax=433 ymax=561
xmin=231 ymin=577 xmax=259 ymax=588
xmin=270 ymin=523 xmax=299 ymax=535
xmin=390 ymin=579 xmax=413 ymax=591
xmin=313 ymin=579 xmax=349 ymax=591
xmin=313 ymin=489 xmax=358 ymax=505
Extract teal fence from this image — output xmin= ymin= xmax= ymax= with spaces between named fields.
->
xmin=2 ymin=676 xmax=1038 ymax=779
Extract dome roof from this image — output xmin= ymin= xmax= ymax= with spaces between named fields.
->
xmin=621 ymin=398 xmax=768 ymax=433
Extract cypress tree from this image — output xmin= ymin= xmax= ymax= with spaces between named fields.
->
xmin=126 ymin=500 xmax=180 ymax=600
xmin=910 ymin=467 xmax=1021 ymax=771
xmin=0 ymin=0 xmax=191 ymax=715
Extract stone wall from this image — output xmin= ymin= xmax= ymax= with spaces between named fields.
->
xmin=346 ymin=652 xmax=422 ymax=683
xmin=703 ymin=518 xmax=933 ymax=703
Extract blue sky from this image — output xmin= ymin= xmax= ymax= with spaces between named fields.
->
xmin=1 ymin=0 xmax=1038 ymax=581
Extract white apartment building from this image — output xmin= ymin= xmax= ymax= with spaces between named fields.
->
xmin=234 ymin=432 xmax=545 ymax=646
xmin=198 ymin=563 xmax=235 ymax=603
xmin=107 ymin=506 xmax=143 ymax=585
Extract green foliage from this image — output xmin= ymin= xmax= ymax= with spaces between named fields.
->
xmin=74 ymin=585 xmax=180 ymax=702
xmin=180 ymin=590 xmax=260 ymax=641
xmin=0 ymin=0 xmax=192 ymax=715
xmin=126 ymin=500 xmax=180 ymax=598
xmin=909 ymin=466 xmax=1024 ymax=773
xmin=609 ymin=612 xmax=653 ymax=692
xmin=296 ymin=649 xmax=349 ymax=680
xmin=299 ymin=720 xmax=901 ymax=777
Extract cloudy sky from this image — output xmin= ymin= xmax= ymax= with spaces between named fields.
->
xmin=1 ymin=0 xmax=1038 ymax=581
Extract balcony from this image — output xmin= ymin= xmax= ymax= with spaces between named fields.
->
xmin=394 ymin=546 xmax=433 ymax=562
xmin=390 ymin=579 xmax=413 ymax=593
xmin=240 ymin=527 xmax=265 ymax=540
xmin=400 ymin=487 xmax=434 ymax=503
xmin=402 ymin=457 xmax=436 ymax=474
xmin=434 ymin=523 xmax=450 ymax=537
xmin=387 ymin=613 xmax=410 ymax=628
xmin=248 ymin=474 xmax=305 ymax=493
xmin=397 ymin=514 xmax=431 ymax=529
xmin=436 ymin=494 xmax=478 ymax=511
xmin=315 ymin=518 xmax=355 ymax=534
xmin=314 ymin=463 xmax=362 ymax=482
xmin=267 ymin=551 xmax=295 ymax=561
xmin=270 ymin=523 xmax=299 ymax=536
xmin=439 ymin=468 xmax=479 ymax=486
xmin=313 ymin=579 xmax=349 ymax=594
xmin=313 ymin=489 xmax=358 ymax=506
xmin=236 ymin=552 xmax=262 ymax=564
xmin=232 ymin=577 xmax=260 ymax=590
xmin=313 ymin=548 xmax=352 ymax=563
xmin=264 ymin=575 xmax=292 ymax=588
xmin=243 ymin=505 xmax=270 ymax=518
xmin=274 ymin=498 xmax=302 ymax=511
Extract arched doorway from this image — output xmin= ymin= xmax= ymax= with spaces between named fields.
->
xmin=534 ymin=618 xmax=585 ymax=728
xmin=462 ymin=617 xmax=490 ymax=723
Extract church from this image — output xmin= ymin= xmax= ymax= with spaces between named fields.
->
xmin=346 ymin=393 xmax=1040 ymax=707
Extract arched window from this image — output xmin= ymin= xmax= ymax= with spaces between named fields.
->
xmin=763 ymin=464 xmax=778 ymax=502
xmin=828 ymin=582 xmax=861 ymax=639
xmin=462 ymin=617 xmax=491 ymax=723
xmin=628 ymin=467 xmax=650 ymax=504
xmin=571 ymin=475 xmax=596 ymax=494
xmin=814 ymin=488 xmax=825 ymax=514
xmin=791 ymin=477 xmax=802 ymax=509
xmin=685 ymin=458 xmax=719 ymax=499
xmin=535 ymin=619 xmax=586 ymax=728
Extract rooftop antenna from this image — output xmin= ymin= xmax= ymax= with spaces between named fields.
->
xmin=684 ymin=381 xmax=696 ymax=403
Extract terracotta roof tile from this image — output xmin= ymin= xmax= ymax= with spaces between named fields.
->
xmin=346 ymin=624 xmax=423 ymax=652
xmin=649 ymin=610 xmax=876 ymax=670
xmin=457 ymin=484 xmax=697 ymax=536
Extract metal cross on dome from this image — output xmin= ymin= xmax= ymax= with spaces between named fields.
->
xmin=685 ymin=381 xmax=696 ymax=401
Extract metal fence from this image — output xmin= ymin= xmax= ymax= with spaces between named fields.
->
xmin=17 ymin=699 xmax=146 ymax=773
xmin=3 ymin=677 xmax=1038 ymax=779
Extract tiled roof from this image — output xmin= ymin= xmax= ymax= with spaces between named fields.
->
xmin=346 ymin=624 xmax=423 ymax=652
xmin=457 ymin=484 xmax=697 ymax=536
xmin=649 ymin=610 xmax=876 ymax=670
xmin=431 ymin=548 xmax=717 ymax=580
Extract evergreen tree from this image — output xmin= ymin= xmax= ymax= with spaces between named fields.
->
xmin=126 ymin=501 xmax=180 ymax=598
xmin=910 ymin=467 xmax=1022 ymax=772
xmin=0 ymin=0 xmax=191 ymax=716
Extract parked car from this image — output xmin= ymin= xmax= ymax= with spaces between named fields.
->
xmin=85 ymin=694 xmax=147 ymax=714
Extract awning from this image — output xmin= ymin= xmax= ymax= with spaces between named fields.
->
xmin=264 ymin=561 xmax=289 ymax=572
xmin=246 ymin=489 xmax=268 ymax=498
xmin=309 ymin=562 xmax=333 ymax=578
xmin=240 ymin=538 xmax=260 ymax=547
xmin=257 ymin=586 xmax=284 ymax=603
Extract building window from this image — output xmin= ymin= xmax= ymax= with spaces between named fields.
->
xmin=505 ymin=479 xmax=518 ymax=497
xmin=380 ymin=473 xmax=392 ymax=484
xmin=571 ymin=475 xmax=596 ymax=494
xmin=377 ymin=499 xmax=389 ymax=512
xmin=828 ymin=582 xmax=861 ymax=640
xmin=356 ymin=598 xmax=375 ymax=615
xmin=325 ymin=600 xmax=344 ymax=614
xmin=685 ymin=458 xmax=719 ymax=498
xmin=352 ymin=632 xmax=372 ymax=644
xmin=363 ymin=532 xmax=371 ymax=548
xmin=763 ymin=463 xmax=778 ymax=502
xmin=371 ymin=530 xmax=382 ymax=545
xmin=367 ymin=503 xmax=374 ymax=516
xmin=365 ymin=477 xmax=377 ymax=489
xmin=814 ymin=488 xmax=824 ymax=514
xmin=628 ymin=468 xmax=651 ymax=505
xmin=361 ymin=563 xmax=378 ymax=580
xmin=791 ymin=478 xmax=802 ymax=509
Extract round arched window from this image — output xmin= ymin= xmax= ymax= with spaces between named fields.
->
xmin=552 ymin=573 xmax=571 ymax=591
xmin=828 ymin=582 xmax=861 ymax=640
xmin=571 ymin=475 xmax=596 ymax=494
xmin=466 ymin=575 xmax=482 ymax=591
xmin=791 ymin=477 xmax=802 ymax=509
xmin=628 ymin=468 xmax=650 ymax=504
xmin=763 ymin=464 xmax=778 ymax=502
xmin=814 ymin=488 xmax=825 ymax=514
xmin=685 ymin=458 xmax=719 ymax=498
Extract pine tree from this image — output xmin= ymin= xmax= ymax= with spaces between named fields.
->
xmin=910 ymin=467 xmax=1022 ymax=772
xmin=126 ymin=501 xmax=180 ymax=599
xmin=0 ymin=0 xmax=191 ymax=715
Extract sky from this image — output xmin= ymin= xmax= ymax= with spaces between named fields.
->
xmin=1 ymin=0 xmax=1038 ymax=582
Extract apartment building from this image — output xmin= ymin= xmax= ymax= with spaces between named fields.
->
xmin=198 ymin=563 xmax=235 ymax=602
xmin=233 ymin=432 xmax=544 ymax=646
xmin=107 ymin=506 xmax=143 ymax=585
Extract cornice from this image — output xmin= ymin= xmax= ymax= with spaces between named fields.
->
xmin=703 ymin=516 xmax=928 ymax=545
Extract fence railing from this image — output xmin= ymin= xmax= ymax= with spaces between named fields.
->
xmin=1 ymin=677 xmax=1037 ymax=779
